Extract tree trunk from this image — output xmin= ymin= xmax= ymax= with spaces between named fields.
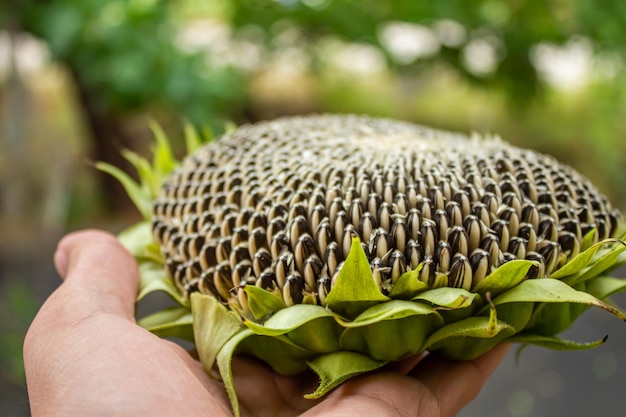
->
xmin=69 ymin=66 xmax=135 ymax=214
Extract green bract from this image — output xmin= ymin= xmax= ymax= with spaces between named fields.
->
xmin=107 ymin=116 xmax=626 ymax=417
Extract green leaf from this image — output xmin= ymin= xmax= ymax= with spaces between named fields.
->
xmin=118 ymin=221 xmax=154 ymax=258
xmin=424 ymin=306 xmax=515 ymax=360
xmin=388 ymin=264 xmax=429 ymax=299
xmin=493 ymin=302 xmax=534 ymax=332
xmin=493 ymin=278 xmax=626 ymax=320
xmin=237 ymin=333 xmax=316 ymax=375
xmin=137 ymin=261 xmax=187 ymax=306
xmin=580 ymin=228 xmax=597 ymax=252
xmin=184 ymin=121 xmax=204 ymax=154
xmin=244 ymin=304 xmax=333 ymax=335
xmin=564 ymin=241 xmax=626 ymax=286
xmin=305 ymin=351 xmax=387 ymax=399
xmin=472 ymin=259 xmax=537 ymax=297
xmin=586 ymin=276 xmax=626 ymax=300
xmin=149 ymin=121 xmax=177 ymax=177
xmin=510 ymin=333 xmax=608 ymax=351
xmin=551 ymin=239 xmax=616 ymax=279
xmin=202 ymin=124 xmax=216 ymax=142
xmin=144 ymin=243 xmax=165 ymax=264
xmin=192 ymin=293 xmax=243 ymax=373
xmin=244 ymin=304 xmax=341 ymax=353
xmin=338 ymin=300 xmax=443 ymax=361
xmin=96 ymin=162 xmax=152 ymax=219
xmin=121 ymin=149 xmax=161 ymax=197
xmin=413 ymin=287 xmax=479 ymax=309
xmin=413 ymin=287 xmax=480 ymax=323
xmin=216 ymin=328 xmax=253 ymax=417
xmin=224 ymin=120 xmax=238 ymax=133
xmin=337 ymin=300 xmax=440 ymax=327
xmin=526 ymin=302 xmax=588 ymax=337
xmin=137 ymin=306 xmax=193 ymax=341
xmin=244 ymin=286 xmax=286 ymax=321
xmin=325 ymin=237 xmax=390 ymax=318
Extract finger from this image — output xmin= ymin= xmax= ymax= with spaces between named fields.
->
xmin=385 ymin=352 xmax=427 ymax=375
xmin=55 ymin=229 xmax=139 ymax=319
xmin=410 ymin=343 xmax=511 ymax=416
xmin=232 ymin=356 xmax=321 ymax=417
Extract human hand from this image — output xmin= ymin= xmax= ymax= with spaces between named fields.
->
xmin=24 ymin=230 xmax=509 ymax=417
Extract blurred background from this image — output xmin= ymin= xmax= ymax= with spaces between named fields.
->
xmin=1 ymin=1 xmax=626 ymax=416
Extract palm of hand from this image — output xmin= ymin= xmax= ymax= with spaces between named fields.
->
xmin=24 ymin=231 xmax=508 ymax=417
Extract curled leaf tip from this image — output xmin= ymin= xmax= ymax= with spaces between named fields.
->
xmin=432 ymin=295 xmax=470 ymax=311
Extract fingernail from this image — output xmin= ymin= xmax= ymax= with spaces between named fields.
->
xmin=54 ymin=250 xmax=68 ymax=278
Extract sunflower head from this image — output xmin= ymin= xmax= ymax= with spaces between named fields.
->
xmin=105 ymin=115 xmax=626 ymax=417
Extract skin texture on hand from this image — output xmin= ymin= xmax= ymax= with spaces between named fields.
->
xmin=24 ymin=230 xmax=510 ymax=417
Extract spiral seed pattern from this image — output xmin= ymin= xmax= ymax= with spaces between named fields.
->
xmin=152 ymin=115 xmax=622 ymax=305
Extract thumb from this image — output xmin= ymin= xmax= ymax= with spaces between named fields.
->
xmin=54 ymin=229 xmax=139 ymax=319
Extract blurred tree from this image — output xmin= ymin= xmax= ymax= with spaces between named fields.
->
xmin=227 ymin=0 xmax=626 ymax=101
xmin=2 ymin=0 xmax=246 ymax=210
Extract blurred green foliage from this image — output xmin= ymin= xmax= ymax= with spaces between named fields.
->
xmin=226 ymin=0 xmax=626 ymax=101
xmin=0 ymin=280 xmax=38 ymax=385
xmin=4 ymin=0 xmax=626 ymax=126
xmin=5 ymin=0 xmax=246 ymax=126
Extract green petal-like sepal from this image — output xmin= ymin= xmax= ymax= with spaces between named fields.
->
xmin=526 ymin=301 xmax=588 ymax=337
xmin=121 ymin=149 xmax=161 ymax=197
xmin=191 ymin=293 xmax=243 ymax=372
xmin=586 ymin=276 xmax=626 ymax=300
xmin=118 ymin=221 xmax=155 ymax=259
xmin=509 ymin=333 xmax=608 ymax=352
xmin=305 ymin=351 xmax=387 ymax=399
xmin=149 ymin=121 xmax=177 ymax=178
xmin=118 ymin=222 xmax=182 ymax=305
xmin=424 ymin=305 xmax=515 ymax=360
xmin=324 ymin=237 xmax=390 ymax=318
xmin=138 ymin=306 xmax=193 ymax=341
xmin=413 ymin=287 xmax=480 ymax=322
xmin=550 ymin=239 xmax=613 ymax=279
xmin=184 ymin=121 xmax=210 ymax=154
xmin=388 ymin=264 xmax=429 ymax=299
xmin=530 ymin=276 xmax=626 ymax=337
xmin=243 ymin=304 xmax=341 ymax=353
xmin=580 ymin=229 xmax=598 ymax=252
xmin=137 ymin=261 xmax=188 ymax=306
xmin=338 ymin=300 xmax=443 ymax=361
xmin=563 ymin=240 xmax=626 ymax=286
xmin=485 ymin=300 xmax=534 ymax=333
xmin=492 ymin=278 xmax=626 ymax=336
xmin=244 ymin=304 xmax=333 ymax=335
xmin=413 ymin=287 xmax=479 ymax=309
xmin=337 ymin=300 xmax=441 ymax=327
xmin=96 ymin=162 xmax=153 ymax=220
xmin=493 ymin=278 xmax=626 ymax=320
xmin=237 ymin=333 xmax=316 ymax=375
xmin=472 ymin=259 xmax=537 ymax=297
xmin=216 ymin=329 xmax=253 ymax=417
xmin=219 ymin=330 xmax=319 ymax=417
xmin=243 ymin=285 xmax=286 ymax=321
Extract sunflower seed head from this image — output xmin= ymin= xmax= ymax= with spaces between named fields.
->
xmin=153 ymin=115 xmax=622 ymax=305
